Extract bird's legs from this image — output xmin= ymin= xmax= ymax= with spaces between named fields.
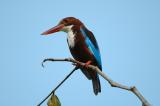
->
xmin=84 ymin=60 xmax=92 ymax=68
xmin=72 ymin=60 xmax=92 ymax=69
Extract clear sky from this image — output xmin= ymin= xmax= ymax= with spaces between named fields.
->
xmin=0 ymin=0 xmax=160 ymax=106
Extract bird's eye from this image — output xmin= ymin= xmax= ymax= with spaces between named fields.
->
xmin=63 ymin=19 xmax=68 ymax=23
xmin=68 ymin=23 xmax=73 ymax=26
xmin=62 ymin=19 xmax=74 ymax=26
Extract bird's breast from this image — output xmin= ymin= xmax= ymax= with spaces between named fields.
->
xmin=68 ymin=36 xmax=95 ymax=63
xmin=67 ymin=31 xmax=76 ymax=48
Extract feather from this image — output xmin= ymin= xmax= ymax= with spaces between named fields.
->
xmin=80 ymin=26 xmax=102 ymax=70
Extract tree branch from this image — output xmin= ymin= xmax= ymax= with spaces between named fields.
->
xmin=42 ymin=57 xmax=151 ymax=106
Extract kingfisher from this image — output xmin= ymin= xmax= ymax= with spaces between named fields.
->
xmin=41 ymin=17 xmax=102 ymax=95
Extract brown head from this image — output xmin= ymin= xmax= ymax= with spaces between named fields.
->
xmin=41 ymin=17 xmax=83 ymax=35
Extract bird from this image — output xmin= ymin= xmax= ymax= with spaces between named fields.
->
xmin=41 ymin=17 xmax=102 ymax=95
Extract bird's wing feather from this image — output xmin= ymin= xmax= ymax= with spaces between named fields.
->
xmin=80 ymin=26 xmax=102 ymax=70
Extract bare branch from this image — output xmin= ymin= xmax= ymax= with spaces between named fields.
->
xmin=42 ymin=57 xmax=151 ymax=106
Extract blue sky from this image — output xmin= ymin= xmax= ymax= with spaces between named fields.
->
xmin=0 ymin=0 xmax=160 ymax=106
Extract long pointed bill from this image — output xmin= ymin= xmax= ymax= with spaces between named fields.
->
xmin=41 ymin=24 xmax=64 ymax=35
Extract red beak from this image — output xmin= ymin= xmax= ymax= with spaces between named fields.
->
xmin=41 ymin=24 xmax=64 ymax=35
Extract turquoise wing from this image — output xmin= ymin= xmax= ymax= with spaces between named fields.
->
xmin=80 ymin=27 xmax=102 ymax=69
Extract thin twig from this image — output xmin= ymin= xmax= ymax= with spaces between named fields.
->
xmin=42 ymin=57 xmax=151 ymax=106
xmin=37 ymin=66 xmax=79 ymax=106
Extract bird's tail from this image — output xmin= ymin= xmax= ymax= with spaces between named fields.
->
xmin=92 ymin=75 xmax=101 ymax=95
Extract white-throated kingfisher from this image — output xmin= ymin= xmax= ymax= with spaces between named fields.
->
xmin=41 ymin=17 xmax=102 ymax=95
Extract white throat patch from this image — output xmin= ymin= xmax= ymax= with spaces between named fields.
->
xmin=67 ymin=30 xmax=75 ymax=48
xmin=62 ymin=25 xmax=75 ymax=48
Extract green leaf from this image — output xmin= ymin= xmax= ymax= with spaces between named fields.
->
xmin=47 ymin=94 xmax=61 ymax=106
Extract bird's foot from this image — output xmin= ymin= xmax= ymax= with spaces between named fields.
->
xmin=83 ymin=60 xmax=92 ymax=69
xmin=72 ymin=60 xmax=92 ymax=69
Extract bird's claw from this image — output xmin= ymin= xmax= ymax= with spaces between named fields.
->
xmin=82 ymin=60 xmax=92 ymax=69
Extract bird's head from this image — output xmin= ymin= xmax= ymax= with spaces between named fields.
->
xmin=41 ymin=17 xmax=83 ymax=35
